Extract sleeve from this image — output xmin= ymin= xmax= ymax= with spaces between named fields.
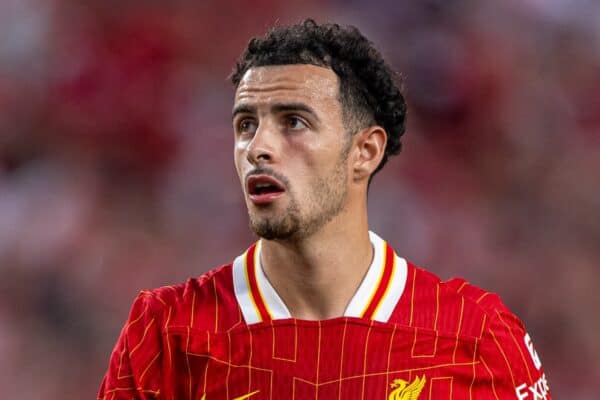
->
xmin=475 ymin=307 xmax=552 ymax=400
xmin=97 ymin=291 xmax=164 ymax=400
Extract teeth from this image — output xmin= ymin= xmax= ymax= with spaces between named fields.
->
xmin=256 ymin=183 xmax=273 ymax=189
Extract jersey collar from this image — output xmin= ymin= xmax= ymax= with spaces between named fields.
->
xmin=232 ymin=231 xmax=408 ymax=325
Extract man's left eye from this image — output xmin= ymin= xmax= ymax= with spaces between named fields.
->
xmin=286 ymin=116 xmax=308 ymax=130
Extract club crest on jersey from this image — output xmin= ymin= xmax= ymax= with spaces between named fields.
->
xmin=388 ymin=375 xmax=426 ymax=400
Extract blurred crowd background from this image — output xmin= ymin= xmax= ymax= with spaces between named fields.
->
xmin=0 ymin=0 xmax=598 ymax=398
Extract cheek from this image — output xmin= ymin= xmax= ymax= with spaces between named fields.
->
xmin=234 ymin=136 xmax=249 ymax=152
xmin=288 ymin=134 xmax=344 ymax=173
xmin=233 ymin=146 xmax=246 ymax=182
xmin=285 ymin=133 xmax=327 ymax=166
xmin=283 ymin=143 xmax=318 ymax=180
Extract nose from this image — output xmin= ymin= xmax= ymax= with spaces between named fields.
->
xmin=246 ymin=123 xmax=276 ymax=165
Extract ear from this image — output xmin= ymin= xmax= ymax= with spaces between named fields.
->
xmin=351 ymin=126 xmax=387 ymax=182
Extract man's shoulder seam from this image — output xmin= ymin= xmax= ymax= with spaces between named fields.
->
xmin=436 ymin=275 xmax=506 ymax=315
xmin=137 ymin=263 xmax=234 ymax=307
xmin=402 ymin=262 xmax=511 ymax=317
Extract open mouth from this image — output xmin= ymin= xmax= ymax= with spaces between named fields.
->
xmin=246 ymin=175 xmax=285 ymax=204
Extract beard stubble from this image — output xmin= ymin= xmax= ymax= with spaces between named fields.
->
xmin=248 ymin=149 xmax=349 ymax=241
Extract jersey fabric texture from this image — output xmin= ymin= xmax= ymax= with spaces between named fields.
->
xmin=98 ymin=232 xmax=551 ymax=400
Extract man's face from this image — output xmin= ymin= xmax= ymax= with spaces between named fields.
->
xmin=233 ymin=64 xmax=351 ymax=241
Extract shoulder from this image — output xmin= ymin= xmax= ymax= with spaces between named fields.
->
xmin=127 ymin=263 xmax=239 ymax=332
xmin=396 ymin=262 xmax=521 ymax=339
xmin=407 ymin=264 xmax=549 ymax=380
xmin=145 ymin=264 xmax=233 ymax=304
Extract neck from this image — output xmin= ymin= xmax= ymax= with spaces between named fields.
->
xmin=259 ymin=205 xmax=372 ymax=320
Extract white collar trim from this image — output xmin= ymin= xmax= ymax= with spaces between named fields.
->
xmin=232 ymin=231 xmax=408 ymax=324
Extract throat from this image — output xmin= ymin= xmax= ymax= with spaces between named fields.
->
xmin=258 ymin=231 xmax=374 ymax=320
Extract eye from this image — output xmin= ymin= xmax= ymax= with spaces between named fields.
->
xmin=285 ymin=116 xmax=308 ymax=131
xmin=236 ymin=118 xmax=258 ymax=135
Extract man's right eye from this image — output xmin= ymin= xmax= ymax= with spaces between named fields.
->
xmin=237 ymin=119 xmax=258 ymax=135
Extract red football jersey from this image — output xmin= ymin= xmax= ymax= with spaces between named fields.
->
xmin=98 ymin=232 xmax=551 ymax=400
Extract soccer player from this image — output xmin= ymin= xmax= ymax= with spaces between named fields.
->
xmin=98 ymin=20 xmax=551 ymax=400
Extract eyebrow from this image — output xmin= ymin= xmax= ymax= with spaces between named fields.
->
xmin=231 ymin=104 xmax=256 ymax=120
xmin=231 ymin=102 xmax=321 ymax=123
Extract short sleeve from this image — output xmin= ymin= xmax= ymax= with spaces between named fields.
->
xmin=475 ymin=307 xmax=552 ymax=400
xmin=97 ymin=291 xmax=164 ymax=400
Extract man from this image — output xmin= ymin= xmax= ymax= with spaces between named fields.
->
xmin=98 ymin=20 xmax=551 ymax=399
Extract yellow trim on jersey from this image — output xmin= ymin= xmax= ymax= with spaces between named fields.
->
xmin=372 ymin=254 xmax=396 ymax=319
xmin=254 ymin=241 xmax=274 ymax=319
xmin=243 ymin=249 xmax=263 ymax=323
xmin=359 ymin=240 xmax=388 ymax=317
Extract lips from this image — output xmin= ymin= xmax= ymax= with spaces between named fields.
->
xmin=246 ymin=174 xmax=286 ymax=205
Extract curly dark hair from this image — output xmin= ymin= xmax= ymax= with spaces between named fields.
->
xmin=230 ymin=19 xmax=406 ymax=177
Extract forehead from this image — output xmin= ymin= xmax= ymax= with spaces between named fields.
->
xmin=234 ymin=64 xmax=340 ymax=107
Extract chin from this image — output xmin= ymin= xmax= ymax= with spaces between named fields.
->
xmin=249 ymin=214 xmax=300 ymax=241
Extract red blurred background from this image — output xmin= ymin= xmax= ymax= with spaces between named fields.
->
xmin=0 ymin=0 xmax=598 ymax=398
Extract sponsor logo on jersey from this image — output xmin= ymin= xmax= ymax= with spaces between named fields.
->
xmin=515 ymin=373 xmax=550 ymax=400
xmin=388 ymin=375 xmax=426 ymax=400
xmin=524 ymin=333 xmax=542 ymax=370
xmin=200 ymin=390 xmax=259 ymax=400
xmin=516 ymin=333 xmax=550 ymax=399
